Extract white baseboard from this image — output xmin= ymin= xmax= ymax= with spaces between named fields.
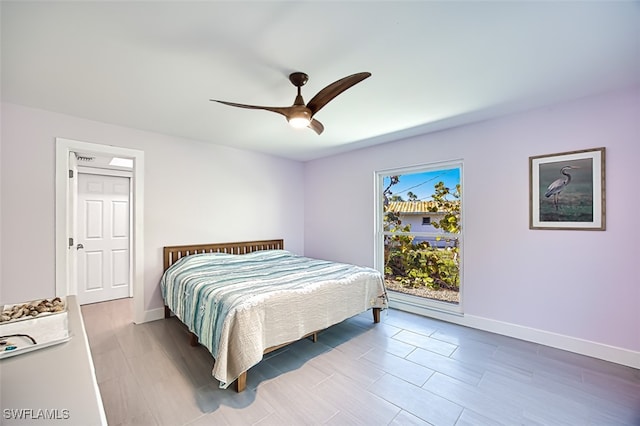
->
xmin=137 ymin=307 xmax=165 ymax=324
xmin=389 ymin=299 xmax=640 ymax=370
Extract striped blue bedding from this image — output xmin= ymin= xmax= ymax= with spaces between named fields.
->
xmin=160 ymin=249 xmax=387 ymax=387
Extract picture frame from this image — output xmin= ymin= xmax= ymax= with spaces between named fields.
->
xmin=529 ymin=147 xmax=605 ymax=230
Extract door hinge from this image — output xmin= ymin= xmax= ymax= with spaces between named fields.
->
xmin=69 ymin=237 xmax=74 ymax=247
xmin=69 ymin=169 xmax=74 ymax=178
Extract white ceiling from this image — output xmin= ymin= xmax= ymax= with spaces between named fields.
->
xmin=2 ymin=1 xmax=639 ymax=161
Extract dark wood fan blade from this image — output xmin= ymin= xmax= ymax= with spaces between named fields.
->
xmin=211 ymin=100 xmax=293 ymax=118
xmin=306 ymin=72 xmax=371 ymax=116
xmin=308 ymin=119 xmax=324 ymax=135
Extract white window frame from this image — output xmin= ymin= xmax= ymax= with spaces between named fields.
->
xmin=374 ymin=160 xmax=464 ymax=316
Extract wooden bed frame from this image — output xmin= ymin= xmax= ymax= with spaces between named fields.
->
xmin=162 ymin=239 xmax=381 ymax=392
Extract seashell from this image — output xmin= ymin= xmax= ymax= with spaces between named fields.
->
xmin=0 ymin=315 xmax=10 ymax=322
xmin=52 ymin=297 xmax=62 ymax=304
xmin=10 ymin=307 xmax=26 ymax=319
xmin=36 ymin=305 xmax=50 ymax=313
xmin=51 ymin=305 xmax=64 ymax=312
xmin=30 ymin=310 xmax=39 ymax=317
xmin=44 ymin=301 xmax=53 ymax=307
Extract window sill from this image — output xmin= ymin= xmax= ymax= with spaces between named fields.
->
xmin=388 ymin=290 xmax=463 ymax=318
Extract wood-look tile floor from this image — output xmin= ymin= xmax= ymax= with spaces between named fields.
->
xmin=81 ymin=298 xmax=640 ymax=425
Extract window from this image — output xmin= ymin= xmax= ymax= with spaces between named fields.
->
xmin=376 ymin=162 xmax=462 ymax=312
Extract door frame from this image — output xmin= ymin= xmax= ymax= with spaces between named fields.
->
xmin=374 ymin=160 xmax=465 ymax=316
xmin=55 ymin=138 xmax=146 ymax=324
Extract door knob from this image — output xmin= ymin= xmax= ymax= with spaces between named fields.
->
xmin=76 ymin=244 xmax=84 ymax=250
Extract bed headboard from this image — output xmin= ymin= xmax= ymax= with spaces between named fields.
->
xmin=163 ymin=239 xmax=284 ymax=271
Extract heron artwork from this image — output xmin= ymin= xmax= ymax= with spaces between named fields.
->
xmin=544 ymin=165 xmax=578 ymax=209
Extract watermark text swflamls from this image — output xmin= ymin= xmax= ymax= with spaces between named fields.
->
xmin=3 ymin=408 xmax=70 ymax=421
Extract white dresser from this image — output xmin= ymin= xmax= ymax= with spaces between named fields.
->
xmin=0 ymin=296 xmax=106 ymax=425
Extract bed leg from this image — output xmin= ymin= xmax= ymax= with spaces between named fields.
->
xmin=311 ymin=332 xmax=318 ymax=343
xmin=189 ymin=331 xmax=199 ymax=347
xmin=372 ymin=307 xmax=381 ymax=324
xmin=236 ymin=372 xmax=247 ymax=393
xmin=164 ymin=305 xmax=171 ymax=319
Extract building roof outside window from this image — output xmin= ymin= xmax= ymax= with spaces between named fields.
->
xmin=385 ymin=201 xmax=459 ymax=214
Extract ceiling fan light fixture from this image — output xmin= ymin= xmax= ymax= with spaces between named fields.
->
xmin=287 ymin=109 xmax=311 ymax=129
xmin=288 ymin=116 xmax=311 ymax=128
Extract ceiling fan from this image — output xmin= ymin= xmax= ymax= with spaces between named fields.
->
xmin=211 ymin=71 xmax=371 ymax=135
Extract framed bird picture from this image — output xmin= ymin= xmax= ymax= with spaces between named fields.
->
xmin=529 ymin=147 xmax=605 ymax=230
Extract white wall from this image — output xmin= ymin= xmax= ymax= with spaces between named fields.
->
xmin=0 ymin=103 xmax=3 ymax=303
xmin=304 ymin=88 xmax=640 ymax=364
xmin=0 ymin=103 xmax=304 ymax=311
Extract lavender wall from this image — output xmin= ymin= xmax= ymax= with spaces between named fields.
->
xmin=2 ymin=89 xmax=638 ymax=364
xmin=304 ymin=89 xmax=640 ymax=361
xmin=0 ymin=103 xmax=305 ymax=310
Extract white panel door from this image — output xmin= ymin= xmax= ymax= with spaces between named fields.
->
xmin=77 ymin=173 xmax=130 ymax=305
